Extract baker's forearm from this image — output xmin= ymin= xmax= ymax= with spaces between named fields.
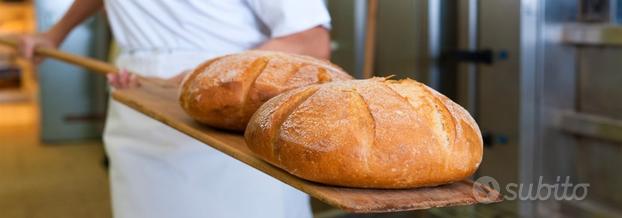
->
xmin=46 ymin=0 xmax=103 ymax=45
xmin=145 ymin=26 xmax=331 ymax=87
xmin=256 ymin=26 xmax=331 ymax=60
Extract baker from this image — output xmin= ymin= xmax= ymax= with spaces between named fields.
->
xmin=18 ymin=0 xmax=331 ymax=217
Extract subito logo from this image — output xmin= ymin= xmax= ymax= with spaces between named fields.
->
xmin=473 ymin=176 xmax=501 ymax=203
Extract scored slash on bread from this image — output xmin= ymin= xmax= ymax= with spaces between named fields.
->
xmin=245 ymin=78 xmax=483 ymax=189
xmin=179 ymin=51 xmax=353 ymax=131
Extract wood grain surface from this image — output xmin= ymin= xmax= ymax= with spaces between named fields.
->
xmin=111 ymin=79 xmax=503 ymax=213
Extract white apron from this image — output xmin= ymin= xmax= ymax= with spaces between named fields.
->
xmin=103 ymin=50 xmax=312 ymax=218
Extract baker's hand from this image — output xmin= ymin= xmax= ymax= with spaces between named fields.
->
xmin=107 ymin=69 xmax=139 ymax=89
xmin=16 ymin=33 xmax=59 ymax=64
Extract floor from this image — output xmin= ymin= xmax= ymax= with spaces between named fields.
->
xmin=0 ymin=98 xmax=112 ymax=218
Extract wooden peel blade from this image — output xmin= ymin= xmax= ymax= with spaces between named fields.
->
xmin=111 ymin=83 xmax=503 ymax=212
xmin=0 ymin=36 xmax=503 ymax=212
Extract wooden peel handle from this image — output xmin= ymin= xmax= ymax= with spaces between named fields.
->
xmin=0 ymin=36 xmax=118 ymax=75
xmin=0 ymin=36 xmax=179 ymax=89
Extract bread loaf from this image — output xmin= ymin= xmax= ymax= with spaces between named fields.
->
xmin=179 ymin=51 xmax=352 ymax=131
xmin=244 ymin=78 xmax=483 ymax=189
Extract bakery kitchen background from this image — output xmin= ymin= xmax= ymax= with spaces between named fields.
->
xmin=1 ymin=0 xmax=621 ymax=218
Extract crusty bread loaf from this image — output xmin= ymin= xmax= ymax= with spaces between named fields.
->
xmin=179 ymin=51 xmax=352 ymax=131
xmin=244 ymin=78 xmax=483 ymax=189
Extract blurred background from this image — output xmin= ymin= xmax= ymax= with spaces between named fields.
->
xmin=1 ymin=0 xmax=621 ymax=217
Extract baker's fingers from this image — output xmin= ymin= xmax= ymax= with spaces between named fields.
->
xmin=107 ymin=69 xmax=139 ymax=89
xmin=106 ymin=73 xmax=120 ymax=88
xmin=120 ymin=71 xmax=130 ymax=89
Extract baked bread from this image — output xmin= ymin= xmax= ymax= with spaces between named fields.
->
xmin=244 ymin=78 xmax=483 ymax=189
xmin=179 ymin=51 xmax=352 ymax=131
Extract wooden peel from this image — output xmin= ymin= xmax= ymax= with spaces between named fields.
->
xmin=0 ymin=36 xmax=502 ymax=212
xmin=112 ymin=81 xmax=503 ymax=212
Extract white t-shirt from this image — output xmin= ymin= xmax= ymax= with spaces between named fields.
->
xmin=101 ymin=1 xmax=331 ymax=218
xmin=104 ymin=0 xmax=331 ymax=54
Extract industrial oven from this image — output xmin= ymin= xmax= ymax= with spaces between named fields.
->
xmin=327 ymin=0 xmax=622 ymax=217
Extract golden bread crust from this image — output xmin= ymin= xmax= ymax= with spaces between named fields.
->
xmin=244 ymin=78 xmax=483 ymax=189
xmin=179 ymin=51 xmax=352 ymax=131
